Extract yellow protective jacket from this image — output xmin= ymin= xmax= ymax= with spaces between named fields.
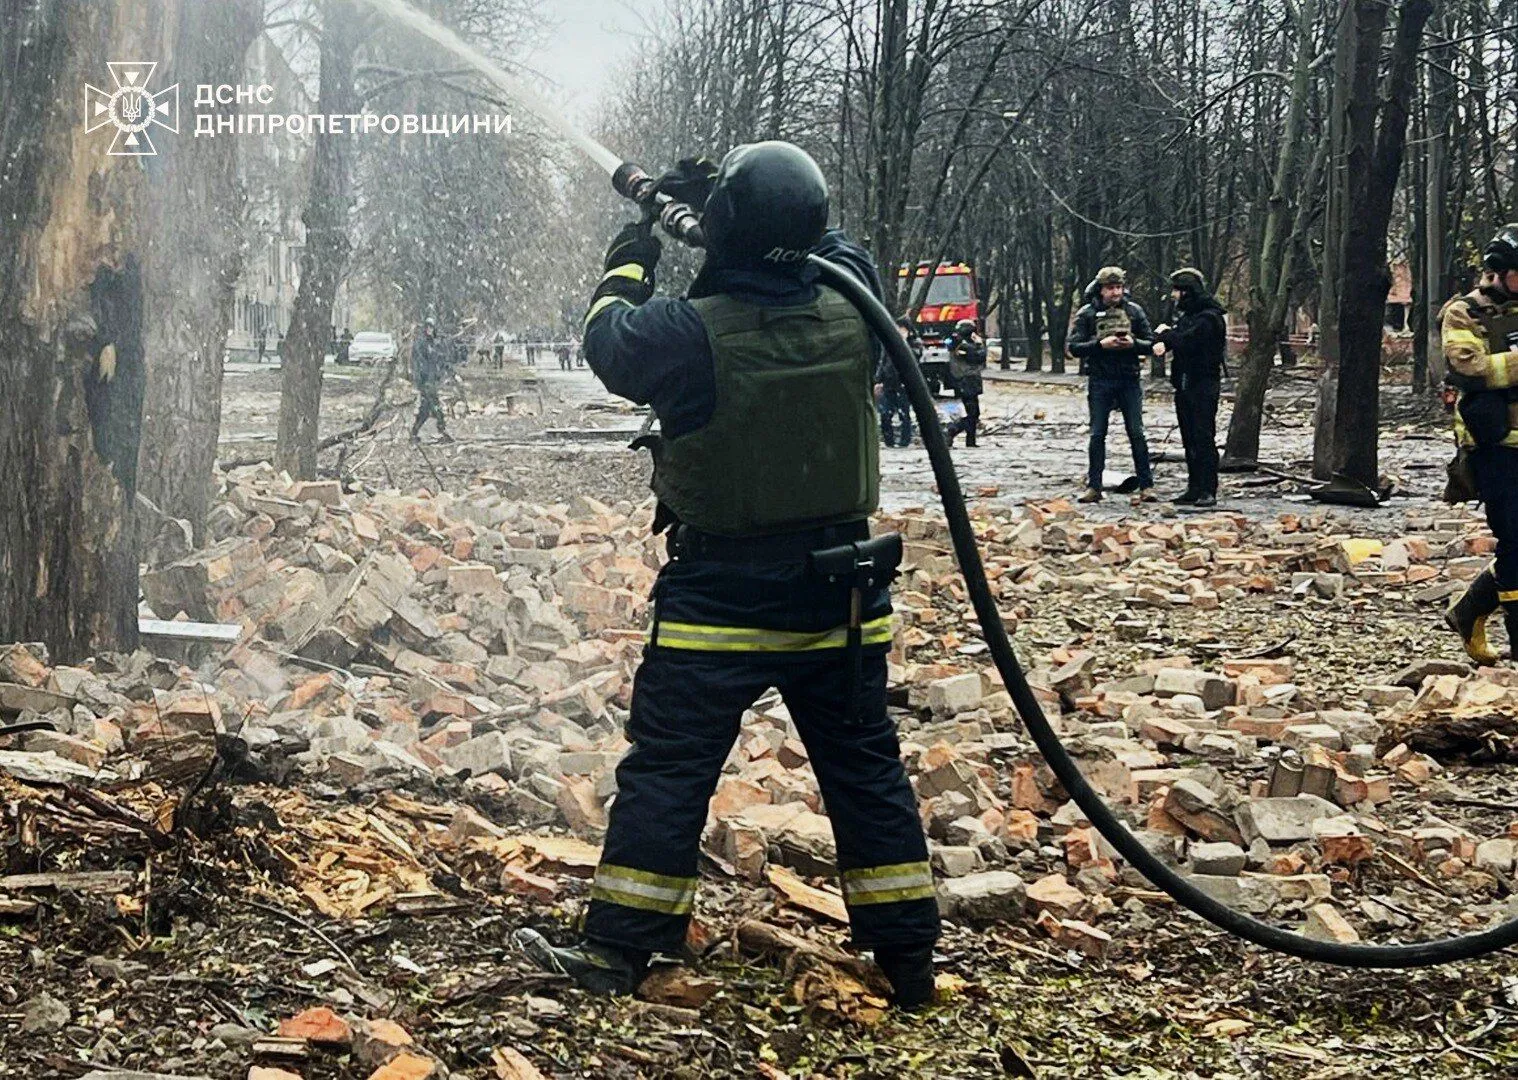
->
xmin=1440 ymin=286 xmax=1518 ymax=449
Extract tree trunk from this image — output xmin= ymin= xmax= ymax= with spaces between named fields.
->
xmin=277 ymin=0 xmax=361 ymax=480
xmin=1312 ymin=0 xmax=1355 ymax=480
xmin=1224 ymin=0 xmax=1318 ymax=467
xmin=0 ymin=1 xmax=177 ymax=661
xmin=1228 ymin=324 xmax=1276 ymax=468
xmin=1326 ymin=0 xmax=1433 ymax=489
xmin=1409 ymin=123 xmax=1428 ymax=394
xmin=139 ymin=0 xmax=261 ymax=542
xmin=1422 ymin=8 xmax=1454 ymax=390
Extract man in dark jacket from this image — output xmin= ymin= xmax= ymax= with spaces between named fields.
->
xmin=1153 ymin=267 xmax=1226 ymax=507
xmin=944 ymin=318 xmax=987 ymax=447
xmin=1068 ymin=266 xmax=1154 ymax=503
xmin=875 ymin=316 xmax=920 ymax=447
xmin=516 ymin=142 xmax=939 ymax=1010
xmin=409 ymin=317 xmax=452 ymax=443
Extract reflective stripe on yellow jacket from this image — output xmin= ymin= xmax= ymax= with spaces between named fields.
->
xmin=1440 ymin=291 xmax=1518 ymax=449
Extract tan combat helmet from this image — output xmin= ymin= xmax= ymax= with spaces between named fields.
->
xmin=1169 ymin=267 xmax=1207 ymax=293
xmin=1095 ymin=266 xmax=1127 ymax=286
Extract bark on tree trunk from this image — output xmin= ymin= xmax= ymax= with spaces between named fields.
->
xmin=138 ymin=0 xmax=261 ymax=543
xmin=1326 ymin=0 xmax=1433 ymax=490
xmin=0 ymin=1 xmax=177 ymax=661
xmin=1224 ymin=0 xmax=1319 ymax=468
xmin=277 ymin=0 xmax=361 ymax=480
xmin=1312 ymin=0 xmax=1355 ymax=480
xmin=1423 ymin=11 xmax=1454 ymax=390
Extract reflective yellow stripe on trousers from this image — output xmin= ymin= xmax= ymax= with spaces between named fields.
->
xmin=590 ymin=864 xmax=697 ymax=915
xmin=652 ymin=615 xmax=894 ymax=652
xmin=840 ymin=861 xmax=936 ymax=906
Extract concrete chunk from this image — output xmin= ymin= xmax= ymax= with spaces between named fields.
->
xmin=1153 ymin=669 xmax=1236 ymax=710
xmin=440 ymin=731 xmax=514 ymax=777
xmin=1235 ymin=795 xmax=1341 ymax=844
xmin=926 ymin=673 xmax=982 ymax=716
xmin=1189 ymin=841 xmax=1247 ymax=876
xmin=936 ymin=871 xmax=1027 ymax=924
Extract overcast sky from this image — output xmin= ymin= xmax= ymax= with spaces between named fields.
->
xmin=530 ymin=0 xmax=658 ymax=122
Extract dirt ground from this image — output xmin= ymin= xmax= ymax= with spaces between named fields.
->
xmin=4 ymin=360 xmax=1516 ymax=1080
xmin=217 ymin=358 xmax=1454 ymax=521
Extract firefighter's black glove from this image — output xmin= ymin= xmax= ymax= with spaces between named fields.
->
xmin=588 ymin=222 xmax=661 ymax=323
xmin=655 ymin=156 xmax=719 ymax=208
xmin=605 ymin=221 xmax=662 ymax=277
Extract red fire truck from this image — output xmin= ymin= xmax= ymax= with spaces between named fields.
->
xmin=898 ymin=261 xmax=981 ymax=394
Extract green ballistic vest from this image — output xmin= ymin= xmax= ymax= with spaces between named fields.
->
xmin=654 ymin=286 xmax=879 ymax=538
xmin=1094 ymin=306 xmax=1134 ymax=341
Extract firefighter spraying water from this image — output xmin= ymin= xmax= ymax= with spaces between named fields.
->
xmin=355 ymin=0 xmax=1518 ymax=980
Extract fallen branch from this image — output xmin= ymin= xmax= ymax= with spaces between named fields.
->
xmin=219 ymin=357 xmax=403 ymax=471
xmin=734 ymin=919 xmax=888 ymax=993
xmin=237 ymin=896 xmax=360 ymax=973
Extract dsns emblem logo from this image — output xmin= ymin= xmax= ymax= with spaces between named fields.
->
xmin=85 ymin=62 xmax=179 ymax=156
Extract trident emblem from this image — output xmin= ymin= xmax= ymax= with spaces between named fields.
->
xmin=85 ymin=62 xmax=179 ymax=156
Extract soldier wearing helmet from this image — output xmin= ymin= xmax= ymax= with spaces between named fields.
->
xmin=1442 ymin=224 xmax=1518 ymax=664
xmin=518 ymin=142 xmax=939 ymax=1010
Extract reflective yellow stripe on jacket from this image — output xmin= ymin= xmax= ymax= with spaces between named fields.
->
xmin=652 ymin=615 xmax=893 ymax=652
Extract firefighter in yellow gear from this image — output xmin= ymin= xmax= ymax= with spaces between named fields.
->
xmin=1443 ymin=224 xmax=1518 ymax=664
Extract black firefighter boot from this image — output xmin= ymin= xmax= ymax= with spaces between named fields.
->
xmin=875 ymin=945 xmax=936 ymax=1011
xmin=1446 ymin=568 xmax=1502 ymax=666
xmin=514 ymin=928 xmax=649 ymax=995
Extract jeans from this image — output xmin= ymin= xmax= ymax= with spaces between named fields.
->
xmin=1087 ymin=376 xmax=1152 ymax=490
xmin=1175 ymin=376 xmax=1221 ymax=496
xmin=878 ymin=387 xmax=913 ymax=447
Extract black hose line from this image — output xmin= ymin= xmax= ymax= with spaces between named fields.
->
xmin=808 ymin=252 xmax=1518 ymax=967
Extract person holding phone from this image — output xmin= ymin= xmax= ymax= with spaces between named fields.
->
xmin=1068 ymin=266 xmax=1154 ymax=504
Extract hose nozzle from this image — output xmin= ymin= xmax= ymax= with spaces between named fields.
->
xmin=612 ymin=161 xmax=706 ymax=249
xmin=611 ymin=162 xmax=655 ymax=204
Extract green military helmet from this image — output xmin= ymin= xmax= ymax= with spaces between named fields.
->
xmin=1169 ymin=267 xmax=1207 ymax=294
xmin=1095 ymin=266 xmax=1127 ymax=286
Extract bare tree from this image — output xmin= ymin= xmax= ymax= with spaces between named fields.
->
xmin=0 ymin=1 xmax=178 ymax=659
xmin=277 ymin=0 xmax=363 ymax=480
xmin=1223 ymin=0 xmax=1326 ymax=468
xmin=139 ymin=0 xmax=263 ymax=542
xmin=1320 ymin=0 xmax=1433 ymax=495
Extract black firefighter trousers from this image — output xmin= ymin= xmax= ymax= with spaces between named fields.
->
xmin=1175 ymin=375 xmax=1220 ymax=497
xmin=583 ymin=647 xmax=941 ymax=955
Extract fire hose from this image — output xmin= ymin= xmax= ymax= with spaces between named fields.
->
xmin=608 ymin=164 xmax=1518 ymax=969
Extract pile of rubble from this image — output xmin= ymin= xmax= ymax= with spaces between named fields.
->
xmin=5 ymin=470 xmax=1518 ymax=964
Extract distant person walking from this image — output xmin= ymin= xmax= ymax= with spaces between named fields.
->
xmin=410 ymin=317 xmax=453 ymax=444
xmin=944 ymin=318 xmax=986 ymax=448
